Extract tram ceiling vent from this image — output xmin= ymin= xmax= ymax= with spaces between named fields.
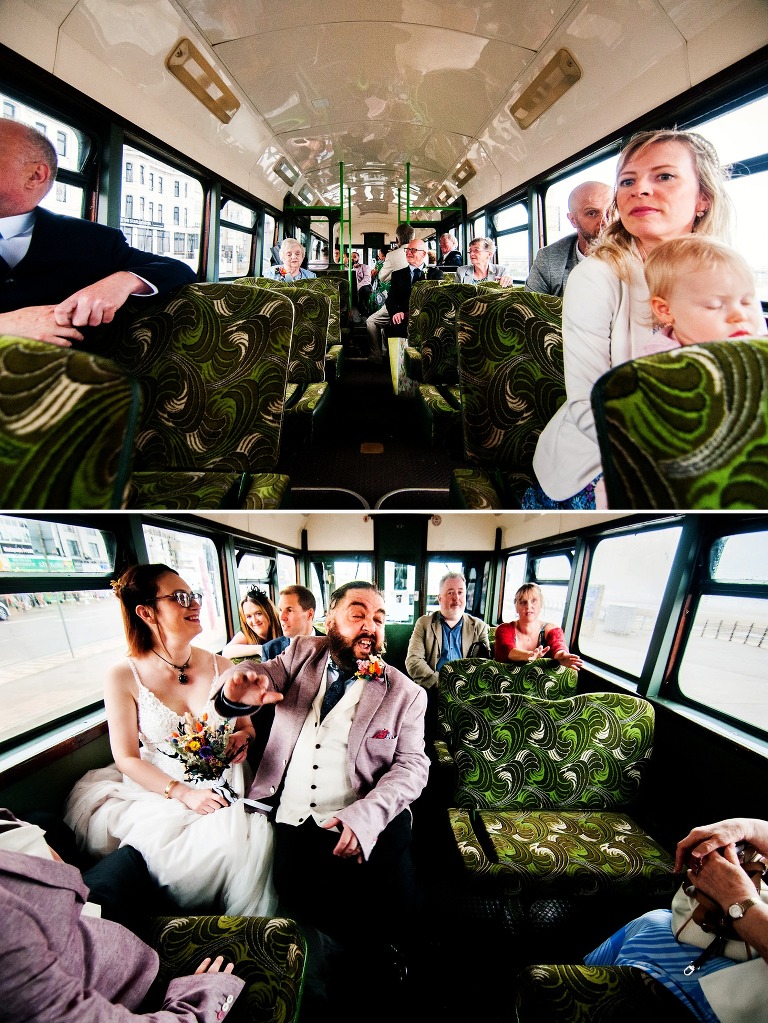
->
xmin=510 ymin=48 xmax=582 ymax=130
xmin=451 ymin=160 xmax=476 ymax=188
xmin=273 ymin=157 xmax=300 ymax=187
xmin=166 ymin=38 xmax=240 ymax=124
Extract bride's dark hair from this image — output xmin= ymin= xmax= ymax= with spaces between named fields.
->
xmin=112 ymin=563 xmax=175 ymax=656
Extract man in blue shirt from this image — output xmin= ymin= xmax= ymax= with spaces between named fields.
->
xmin=261 ymin=584 xmax=319 ymax=660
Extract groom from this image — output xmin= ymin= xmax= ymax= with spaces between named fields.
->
xmin=215 ymin=581 xmax=429 ymax=945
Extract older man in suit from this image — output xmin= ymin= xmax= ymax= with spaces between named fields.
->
xmin=525 ymin=180 xmax=613 ymax=297
xmin=0 ymin=119 xmax=195 ymax=347
xmin=385 ymin=238 xmax=443 ymax=337
xmin=0 ymin=810 xmax=242 ymax=1023
xmin=215 ymin=580 xmax=429 ymax=947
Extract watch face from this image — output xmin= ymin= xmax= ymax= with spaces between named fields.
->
xmin=728 ymin=903 xmax=744 ymax=919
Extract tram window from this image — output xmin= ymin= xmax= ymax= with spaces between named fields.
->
xmin=310 ymin=558 xmax=374 ymax=622
xmin=470 ymin=214 xmax=486 ymax=239
xmin=530 ymin=553 xmax=572 ymax=626
xmin=0 ymin=516 xmax=119 ymax=747
xmin=263 ymin=212 xmax=277 ymax=273
xmin=579 ymin=527 xmax=683 ymax=677
xmin=219 ymin=199 xmax=256 ymax=279
xmin=542 ymin=154 xmax=618 ymax=245
xmin=678 ymin=530 xmax=768 ymax=733
xmin=277 ymin=552 xmax=297 ymax=590
xmin=500 ymin=553 xmax=528 ymax=622
xmin=384 ymin=561 xmax=416 ymax=624
xmin=693 ymin=94 xmax=768 ymax=302
xmin=122 ymin=144 xmax=203 ymax=273
xmin=1 ymin=92 xmax=88 ymax=218
xmin=143 ymin=524 xmax=226 ymax=652
xmin=426 ymin=561 xmax=464 ymax=613
xmin=496 ymin=230 xmax=529 ymax=281
xmin=236 ymin=553 xmax=273 ymax=593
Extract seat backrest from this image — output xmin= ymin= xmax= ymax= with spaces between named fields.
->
xmin=109 ymin=283 xmax=293 ymax=473
xmin=451 ymin=691 xmax=654 ymax=811
xmin=237 ymin=276 xmax=342 ymax=353
xmin=409 ymin=282 xmax=484 ymax=384
xmin=0 ymin=336 xmax=141 ymax=509
xmin=456 ymin=289 xmax=565 ymax=497
xmin=437 ymin=657 xmax=578 ymax=747
xmin=592 ymin=338 xmax=768 ymax=509
xmin=314 ymin=270 xmax=351 ymax=325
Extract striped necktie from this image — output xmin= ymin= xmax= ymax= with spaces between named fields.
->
xmin=320 ymin=661 xmax=353 ymax=721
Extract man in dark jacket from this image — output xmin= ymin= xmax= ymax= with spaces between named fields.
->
xmin=385 ymin=239 xmax=443 ymax=337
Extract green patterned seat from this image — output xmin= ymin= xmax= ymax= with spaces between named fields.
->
xmin=516 ymin=964 xmax=697 ymax=1022
xmin=142 ymin=915 xmax=306 ymax=1023
xmin=452 ymin=290 xmax=566 ymax=508
xmin=434 ymin=657 xmax=578 ymax=766
xmin=592 ymin=337 xmax=768 ymax=509
xmin=0 ymin=336 xmax=141 ymax=509
xmin=107 ymin=283 xmax=293 ymax=509
xmin=315 ymin=270 xmax=352 ymax=353
xmin=236 ymin=277 xmax=343 ymax=382
xmin=448 ymin=692 xmax=675 ymax=896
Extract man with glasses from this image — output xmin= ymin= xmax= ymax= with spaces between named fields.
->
xmin=385 ymin=240 xmax=443 ymax=340
xmin=364 ymin=222 xmax=415 ymax=361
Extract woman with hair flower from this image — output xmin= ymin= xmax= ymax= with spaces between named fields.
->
xmin=222 ymin=588 xmax=282 ymax=662
xmin=65 ymin=563 xmax=276 ymax=917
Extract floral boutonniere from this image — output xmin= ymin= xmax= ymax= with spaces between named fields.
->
xmin=277 ymin=266 xmax=288 ymax=278
xmin=355 ymin=655 xmax=385 ymax=682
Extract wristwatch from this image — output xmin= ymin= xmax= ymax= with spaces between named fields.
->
xmin=727 ymin=897 xmax=760 ymax=919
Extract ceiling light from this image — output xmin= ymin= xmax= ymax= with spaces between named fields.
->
xmin=510 ymin=48 xmax=582 ymax=130
xmin=312 ymin=98 xmax=330 ymax=109
xmin=297 ymin=184 xmax=314 ymax=204
xmin=451 ymin=160 xmax=476 ymax=188
xmin=166 ymin=38 xmax=240 ymax=124
xmin=273 ymin=157 xmax=300 ymax=187
xmin=435 ymin=183 xmax=455 ymax=205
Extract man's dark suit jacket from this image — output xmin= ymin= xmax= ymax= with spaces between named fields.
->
xmin=0 ymin=208 xmax=196 ymax=313
xmin=438 ymin=250 xmax=462 ymax=267
xmin=385 ymin=264 xmax=443 ymax=322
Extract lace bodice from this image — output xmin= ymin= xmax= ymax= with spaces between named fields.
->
xmin=128 ymin=655 xmax=234 ymax=784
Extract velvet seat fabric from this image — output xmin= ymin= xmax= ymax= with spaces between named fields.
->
xmin=592 ymin=337 xmax=768 ymax=509
xmin=452 ymin=289 xmax=565 ymax=508
xmin=0 ymin=335 xmax=141 ymax=509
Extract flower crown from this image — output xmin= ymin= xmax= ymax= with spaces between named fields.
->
xmin=355 ymin=655 xmax=385 ymax=682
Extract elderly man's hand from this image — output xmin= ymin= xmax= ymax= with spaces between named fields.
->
xmin=53 ymin=271 xmax=151 ymax=328
xmin=0 ymin=306 xmax=84 ymax=346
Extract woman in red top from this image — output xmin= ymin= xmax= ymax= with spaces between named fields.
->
xmin=494 ymin=583 xmax=582 ymax=669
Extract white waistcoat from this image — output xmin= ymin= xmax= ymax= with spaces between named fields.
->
xmin=276 ymin=664 xmax=362 ymax=827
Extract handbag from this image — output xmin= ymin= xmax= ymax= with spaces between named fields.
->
xmin=671 ymin=842 xmax=767 ymax=971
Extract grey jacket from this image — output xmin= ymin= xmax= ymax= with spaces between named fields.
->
xmin=405 ymin=611 xmax=490 ymax=690
xmin=525 ymin=233 xmax=579 ymax=297
xmin=454 ymin=264 xmax=508 ymax=284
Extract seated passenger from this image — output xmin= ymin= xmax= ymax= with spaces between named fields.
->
xmin=642 ymin=236 xmax=765 ymax=352
xmin=585 ymin=817 xmax=768 ymax=1023
xmin=0 ymin=831 xmax=242 ymax=1022
xmin=494 ymin=583 xmax=582 ymax=669
xmin=385 ymin=239 xmax=443 ymax=337
xmin=222 ymin=588 xmax=282 ymax=661
xmin=529 ymin=129 xmax=732 ymax=510
xmin=437 ymin=232 xmax=463 ymax=268
xmin=0 ymin=119 xmax=195 ymax=348
xmin=65 ymin=564 xmax=276 ymax=918
xmin=366 ymin=223 xmax=414 ymax=360
xmin=525 ymin=181 xmax=613 ymax=297
xmin=352 ymin=251 xmax=373 ymax=320
xmin=406 ymin=572 xmax=489 ymax=741
xmin=261 ymin=584 xmax=319 ymax=660
xmin=455 ymin=237 xmax=515 ymax=285
xmin=262 ymin=238 xmax=316 ymax=281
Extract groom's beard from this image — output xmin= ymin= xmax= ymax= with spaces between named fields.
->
xmin=326 ymin=622 xmax=381 ymax=671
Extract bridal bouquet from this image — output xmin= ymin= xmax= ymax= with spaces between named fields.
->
xmin=162 ymin=712 xmax=237 ymax=783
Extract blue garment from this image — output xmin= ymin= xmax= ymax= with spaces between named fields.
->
xmin=585 ymin=908 xmax=733 ymax=1023
xmin=521 ymin=477 xmax=599 ymax=510
xmin=261 ymin=635 xmax=290 ymax=661
xmin=436 ymin=617 xmax=463 ymax=672
xmin=261 ymin=266 xmax=316 ymax=281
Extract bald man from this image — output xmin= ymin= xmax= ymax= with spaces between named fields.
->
xmin=525 ymin=181 xmax=613 ymax=297
xmin=0 ymin=119 xmax=194 ymax=347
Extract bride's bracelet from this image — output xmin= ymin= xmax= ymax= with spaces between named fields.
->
xmin=163 ymin=779 xmax=178 ymax=799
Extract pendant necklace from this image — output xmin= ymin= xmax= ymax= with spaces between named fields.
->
xmin=153 ymin=648 xmax=192 ymax=684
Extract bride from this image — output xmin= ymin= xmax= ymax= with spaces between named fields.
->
xmin=65 ymin=563 xmax=276 ymax=917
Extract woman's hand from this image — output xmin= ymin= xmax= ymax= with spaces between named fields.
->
xmin=675 ymin=818 xmax=768 ymax=871
xmin=179 ymin=786 xmax=229 ymax=815
xmin=195 ymin=954 xmax=235 ymax=975
xmin=527 ymin=644 xmax=550 ymax=661
xmin=687 ymin=843 xmax=758 ymax=913
xmin=225 ymin=728 xmax=252 ymax=764
xmin=499 ymin=273 xmax=514 ymax=287
xmin=554 ymin=650 xmax=583 ymax=670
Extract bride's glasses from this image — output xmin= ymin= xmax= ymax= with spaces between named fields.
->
xmin=147 ymin=590 xmax=203 ymax=608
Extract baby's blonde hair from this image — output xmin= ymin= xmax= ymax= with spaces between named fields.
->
xmin=644 ymin=237 xmax=754 ymax=328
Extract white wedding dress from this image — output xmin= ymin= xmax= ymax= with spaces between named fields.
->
xmin=65 ymin=655 xmax=276 ymax=917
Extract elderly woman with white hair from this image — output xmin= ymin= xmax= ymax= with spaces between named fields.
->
xmin=455 ymin=237 xmax=514 ymax=285
xmin=262 ymin=238 xmax=316 ymax=281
